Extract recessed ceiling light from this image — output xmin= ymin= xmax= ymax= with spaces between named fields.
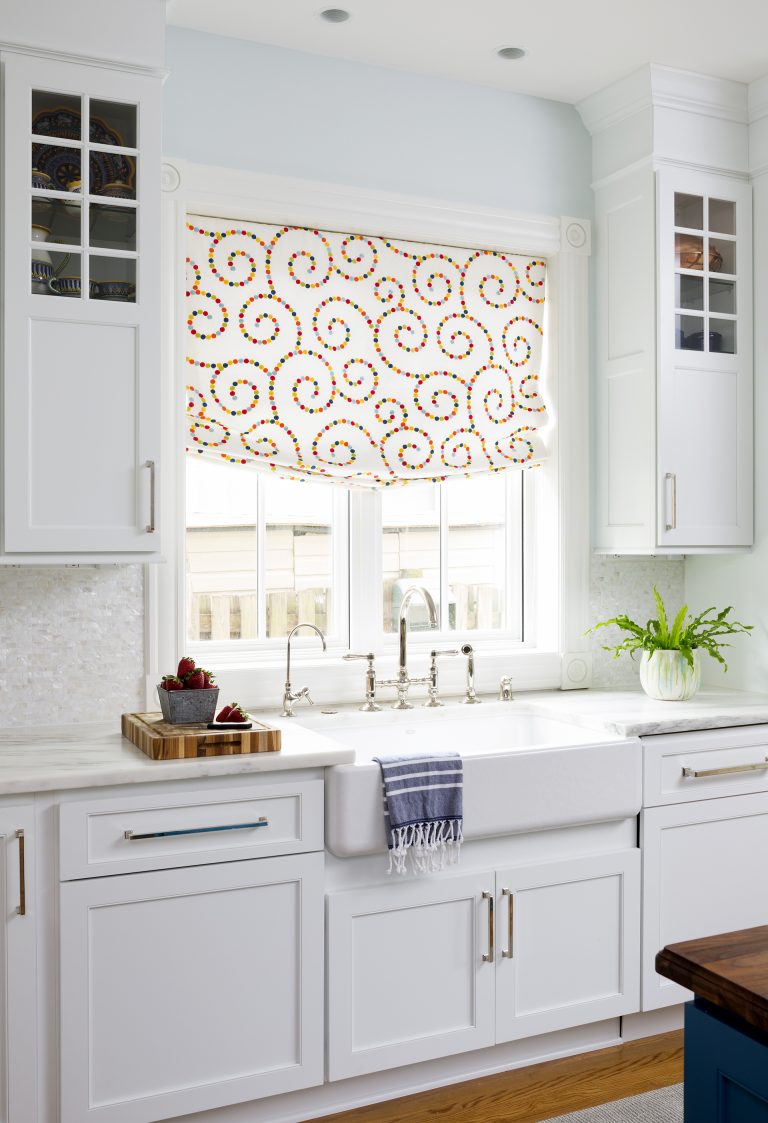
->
xmin=497 ymin=47 xmax=526 ymax=60
xmin=320 ymin=8 xmax=351 ymax=22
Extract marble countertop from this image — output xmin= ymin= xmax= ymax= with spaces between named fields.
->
xmin=520 ymin=687 xmax=768 ymax=738
xmin=1 ymin=687 xmax=767 ymax=797
xmin=0 ymin=715 xmax=355 ymax=796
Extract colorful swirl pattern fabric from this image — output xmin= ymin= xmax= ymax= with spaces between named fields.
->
xmin=185 ymin=217 xmax=549 ymax=487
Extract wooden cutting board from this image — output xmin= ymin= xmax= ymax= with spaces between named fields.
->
xmin=122 ymin=712 xmax=282 ymax=760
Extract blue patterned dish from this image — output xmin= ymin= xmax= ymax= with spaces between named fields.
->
xmin=32 ymin=107 xmax=123 ymax=146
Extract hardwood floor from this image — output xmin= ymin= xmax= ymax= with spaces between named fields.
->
xmin=311 ymin=1030 xmax=684 ymax=1123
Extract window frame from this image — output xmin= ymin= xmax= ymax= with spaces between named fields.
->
xmin=149 ymin=161 xmax=592 ymax=710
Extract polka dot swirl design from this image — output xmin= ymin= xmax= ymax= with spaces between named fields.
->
xmin=185 ymin=219 xmax=549 ymax=484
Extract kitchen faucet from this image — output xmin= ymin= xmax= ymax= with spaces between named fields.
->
xmin=375 ymin=585 xmax=438 ymax=709
xmin=282 ymin=622 xmax=326 ymax=717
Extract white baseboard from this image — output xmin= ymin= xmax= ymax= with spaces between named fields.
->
xmin=167 ymin=1018 xmax=622 ymax=1123
xmin=620 ymin=1005 xmax=684 ymax=1041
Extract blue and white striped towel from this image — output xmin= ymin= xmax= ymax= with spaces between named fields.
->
xmin=373 ymin=752 xmax=463 ymax=875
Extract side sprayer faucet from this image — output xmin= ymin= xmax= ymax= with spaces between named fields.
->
xmin=460 ymin=642 xmax=481 ymax=705
xmin=282 ymin=622 xmax=326 ymax=717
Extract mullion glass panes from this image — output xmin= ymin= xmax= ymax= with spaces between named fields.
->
xmin=264 ymin=476 xmax=334 ymax=638
xmin=90 ymin=204 xmax=137 ymax=252
xmin=446 ymin=475 xmax=506 ymax=632
xmin=89 ymin=256 xmax=136 ymax=302
xmin=382 ymin=484 xmax=441 ymax=633
xmin=90 ymin=99 xmax=137 ymax=149
xmin=673 ymin=191 xmax=737 ymax=354
xmin=32 ymin=92 xmax=81 ymax=139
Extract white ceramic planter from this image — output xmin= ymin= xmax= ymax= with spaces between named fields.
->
xmin=639 ymin=649 xmax=701 ymax=701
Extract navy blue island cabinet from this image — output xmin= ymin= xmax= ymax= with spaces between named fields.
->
xmin=657 ymin=926 xmax=768 ymax=1123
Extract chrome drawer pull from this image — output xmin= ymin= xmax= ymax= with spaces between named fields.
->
xmin=682 ymin=758 xmax=768 ymax=779
xmin=482 ymin=890 xmax=494 ymax=963
xmin=16 ymin=830 xmax=26 ymax=917
xmin=665 ymin=472 xmax=677 ymax=531
xmin=145 ymin=460 xmax=156 ymax=534
xmin=502 ymin=887 xmax=513 ymax=958
xmin=124 ymin=817 xmax=268 ymax=841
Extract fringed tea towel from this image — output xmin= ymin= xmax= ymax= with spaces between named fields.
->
xmin=373 ymin=752 xmax=463 ymax=875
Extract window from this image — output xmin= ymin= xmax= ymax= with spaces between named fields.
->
xmin=185 ymin=467 xmax=525 ymax=656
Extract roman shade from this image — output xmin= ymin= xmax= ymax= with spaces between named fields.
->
xmin=185 ymin=217 xmax=549 ymax=486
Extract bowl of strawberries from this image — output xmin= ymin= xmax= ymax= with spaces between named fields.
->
xmin=157 ymin=657 xmax=219 ymax=724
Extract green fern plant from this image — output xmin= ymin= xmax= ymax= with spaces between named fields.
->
xmin=588 ymin=586 xmax=752 ymax=671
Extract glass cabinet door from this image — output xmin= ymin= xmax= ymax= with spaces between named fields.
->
xmin=673 ymin=190 xmax=737 ymax=355
xmin=31 ymin=89 xmax=137 ymax=303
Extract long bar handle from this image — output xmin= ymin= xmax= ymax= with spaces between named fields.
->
xmin=682 ymin=758 xmax=768 ymax=779
xmin=665 ymin=472 xmax=676 ymax=531
xmin=501 ymin=887 xmax=513 ymax=958
xmin=124 ymin=818 xmax=268 ymax=841
xmin=482 ymin=890 xmax=494 ymax=962
xmin=16 ymin=830 xmax=25 ymax=917
xmin=145 ymin=459 xmax=156 ymax=534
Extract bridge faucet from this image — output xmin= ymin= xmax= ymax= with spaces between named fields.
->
xmin=389 ymin=585 xmax=438 ymax=709
xmin=282 ymin=622 xmax=326 ymax=717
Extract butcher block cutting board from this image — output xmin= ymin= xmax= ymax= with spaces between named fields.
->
xmin=122 ymin=712 xmax=282 ymax=760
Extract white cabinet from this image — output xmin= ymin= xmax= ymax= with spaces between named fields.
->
xmin=327 ymin=850 xmax=640 ymax=1081
xmin=0 ymin=806 xmax=37 ymax=1123
xmin=641 ymin=791 xmax=768 ymax=1011
xmin=60 ymin=852 xmax=324 ymax=1123
xmin=1 ymin=52 xmax=162 ymax=559
xmin=594 ymin=163 xmax=753 ymax=552
xmin=495 ymin=851 xmax=640 ymax=1043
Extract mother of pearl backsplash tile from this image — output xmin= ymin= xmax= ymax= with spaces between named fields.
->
xmin=0 ymin=566 xmax=144 ymax=726
xmin=590 ymin=555 xmax=686 ymax=689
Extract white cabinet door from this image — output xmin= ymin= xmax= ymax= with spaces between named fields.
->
xmin=327 ymin=870 xmax=495 ymax=1080
xmin=495 ymin=851 xmax=640 ymax=1043
xmin=2 ymin=53 xmax=161 ymax=556
xmin=0 ymin=807 xmax=37 ymax=1123
xmin=60 ymin=852 xmax=323 ymax=1123
xmin=642 ymin=793 xmax=768 ymax=1010
xmin=656 ymin=167 xmax=753 ymax=548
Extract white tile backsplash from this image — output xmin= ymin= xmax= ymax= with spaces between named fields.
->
xmin=0 ymin=565 xmax=144 ymax=726
xmin=589 ymin=554 xmax=686 ymax=688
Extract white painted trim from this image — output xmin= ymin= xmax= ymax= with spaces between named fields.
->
xmin=0 ymin=41 xmax=168 ymax=79
xmin=578 ymin=64 xmax=749 ymax=137
xmin=150 ymin=161 xmax=591 ymax=708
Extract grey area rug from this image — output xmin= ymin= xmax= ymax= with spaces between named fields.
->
xmin=542 ymin=1083 xmax=683 ymax=1123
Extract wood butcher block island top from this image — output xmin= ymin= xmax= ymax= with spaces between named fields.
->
xmin=656 ymin=926 xmax=768 ymax=1035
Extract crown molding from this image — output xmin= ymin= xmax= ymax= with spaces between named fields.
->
xmin=578 ymin=63 xmax=748 ymax=136
xmin=0 ymin=39 xmax=168 ymax=79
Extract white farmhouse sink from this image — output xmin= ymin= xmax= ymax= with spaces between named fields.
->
xmin=305 ymin=703 xmax=642 ymax=857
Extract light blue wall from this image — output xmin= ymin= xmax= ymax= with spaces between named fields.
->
xmin=164 ymin=27 xmax=593 ymax=219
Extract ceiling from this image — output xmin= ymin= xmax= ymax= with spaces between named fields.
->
xmin=166 ymin=0 xmax=768 ymax=105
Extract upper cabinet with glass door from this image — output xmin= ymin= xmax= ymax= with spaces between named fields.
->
xmin=657 ymin=168 xmax=752 ymax=549
xmin=3 ymin=53 xmax=162 ymax=558
xmin=31 ymin=88 xmax=138 ymax=304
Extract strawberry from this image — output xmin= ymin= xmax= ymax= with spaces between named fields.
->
xmin=177 ymin=656 xmax=196 ymax=679
xmin=160 ymin=675 xmax=184 ymax=691
xmin=227 ymin=703 xmax=249 ymax=723
xmin=184 ymin=669 xmax=206 ymax=690
xmin=216 ymin=704 xmax=233 ymax=722
xmin=200 ymin=668 xmax=216 ymax=687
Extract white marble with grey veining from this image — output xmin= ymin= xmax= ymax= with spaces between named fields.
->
xmin=520 ymin=687 xmax=768 ymax=738
xmin=0 ymin=715 xmax=355 ymax=796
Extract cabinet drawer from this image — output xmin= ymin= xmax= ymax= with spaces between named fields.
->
xmin=643 ymin=725 xmax=768 ymax=806
xmin=59 ymin=779 xmax=323 ymax=880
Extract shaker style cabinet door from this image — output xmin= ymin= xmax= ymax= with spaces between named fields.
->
xmin=327 ymin=870 xmax=496 ymax=1081
xmin=656 ymin=168 xmax=753 ymax=548
xmin=0 ymin=806 xmax=37 ymax=1123
xmin=495 ymin=851 xmax=641 ymax=1043
xmin=642 ymin=793 xmax=768 ymax=1010
xmin=59 ymin=853 xmax=324 ymax=1123
xmin=2 ymin=52 xmax=161 ymax=556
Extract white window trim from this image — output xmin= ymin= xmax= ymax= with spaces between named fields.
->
xmin=148 ymin=160 xmax=592 ymax=710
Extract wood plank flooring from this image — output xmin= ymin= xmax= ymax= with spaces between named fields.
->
xmin=311 ymin=1030 xmax=683 ymax=1123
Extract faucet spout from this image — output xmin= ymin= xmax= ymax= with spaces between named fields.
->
xmin=392 ymin=585 xmax=438 ymax=709
xmin=283 ymin=622 xmax=327 ymax=717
